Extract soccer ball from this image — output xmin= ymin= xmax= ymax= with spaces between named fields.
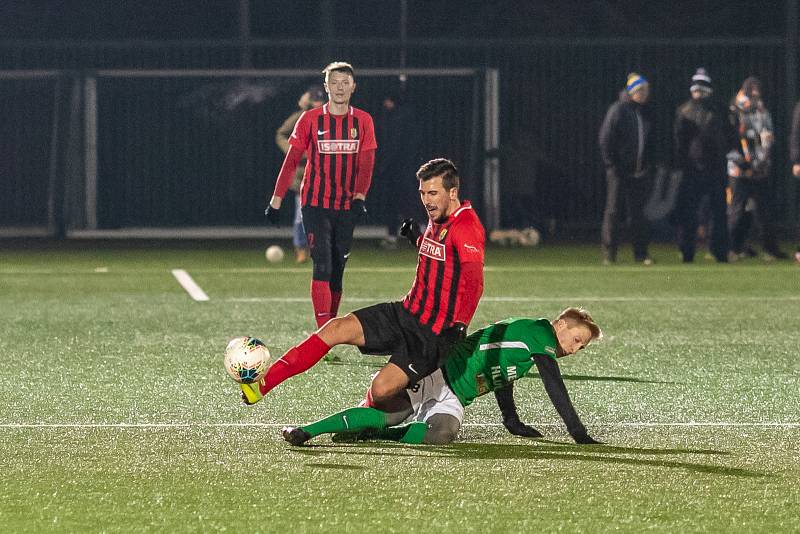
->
xmin=223 ymin=336 xmax=270 ymax=384
xmin=265 ymin=245 xmax=284 ymax=263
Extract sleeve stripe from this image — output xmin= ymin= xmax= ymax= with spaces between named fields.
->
xmin=479 ymin=341 xmax=530 ymax=351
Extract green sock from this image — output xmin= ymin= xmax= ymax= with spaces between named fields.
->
xmin=301 ymin=407 xmax=387 ymax=438
xmin=374 ymin=421 xmax=429 ymax=444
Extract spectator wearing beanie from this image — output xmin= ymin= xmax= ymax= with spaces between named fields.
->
xmin=672 ymin=68 xmax=738 ymax=263
xmin=598 ymin=72 xmax=655 ymax=265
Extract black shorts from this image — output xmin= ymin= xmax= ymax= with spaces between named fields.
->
xmin=353 ymin=301 xmax=454 ymax=382
xmin=301 ymin=206 xmax=355 ymax=282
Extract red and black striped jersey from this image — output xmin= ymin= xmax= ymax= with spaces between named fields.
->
xmin=402 ymin=201 xmax=485 ymax=334
xmin=289 ymin=104 xmax=377 ymax=210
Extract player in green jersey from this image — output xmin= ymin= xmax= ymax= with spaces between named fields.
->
xmin=282 ymin=307 xmax=603 ymax=446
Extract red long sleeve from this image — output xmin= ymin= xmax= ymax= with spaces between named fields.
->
xmin=453 ymin=261 xmax=484 ymax=325
xmin=354 ymin=149 xmax=375 ymax=197
xmin=272 ymin=145 xmax=304 ymax=199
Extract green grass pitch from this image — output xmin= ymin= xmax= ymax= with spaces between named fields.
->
xmin=1 ymin=241 xmax=798 ymax=532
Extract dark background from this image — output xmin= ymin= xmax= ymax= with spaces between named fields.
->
xmin=1 ymin=1 xmax=798 ymax=238
xmin=0 ymin=1 xmax=787 ymax=40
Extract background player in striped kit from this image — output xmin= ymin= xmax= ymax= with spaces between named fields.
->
xmin=281 ymin=308 xmax=603 ymax=446
xmin=242 ymin=158 xmax=485 ymax=413
xmin=266 ymin=62 xmax=377 ymax=327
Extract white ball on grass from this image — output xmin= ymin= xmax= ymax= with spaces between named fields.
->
xmin=265 ymin=245 xmax=285 ymax=263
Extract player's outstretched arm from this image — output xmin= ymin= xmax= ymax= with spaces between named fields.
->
xmin=532 ymin=354 xmax=602 ymax=445
xmin=494 ymin=383 xmax=543 ymax=438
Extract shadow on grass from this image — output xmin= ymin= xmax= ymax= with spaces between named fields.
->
xmin=531 ymin=439 xmax=726 ymax=455
xmin=291 ymin=442 xmax=761 ymax=478
xmin=322 ymin=355 xmax=383 ymax=367
xmin=320 ymin=362 xmax=672 ymax=381
xmin=529 ymin=372 xmax=675 ymax=385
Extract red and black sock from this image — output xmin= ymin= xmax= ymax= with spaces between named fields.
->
xmin=311 ymin=280 xmax=332 ymax=327
xmin=330 ymin=291 xmax=342 ymax=318
xmin=259 ymin=334 xmax=331 ymax=395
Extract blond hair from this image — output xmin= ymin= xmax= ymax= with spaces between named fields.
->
xmin=556 ymin=307 xmax=603 ymax=342
xmin=322 ymin=61 xmax=354 ymax=83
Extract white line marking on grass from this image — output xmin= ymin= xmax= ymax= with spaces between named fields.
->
xmin=5 ymin=264 xmax=799 ymax=276
xmin=171 ymin=269 xmax=209 ymax=301
xmin=182 ymin=264 xmax=800 ymax=274
xmin=227 ymin=296 xmax=800 ymax=303
xmin=1 ymin=422 xmax=799 ymax=429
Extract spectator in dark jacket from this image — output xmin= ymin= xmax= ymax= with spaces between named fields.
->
xmin=672 ymin=68 xmax=737 ymax=263
xmin=598 ymin=72 xmax=655 ymax=264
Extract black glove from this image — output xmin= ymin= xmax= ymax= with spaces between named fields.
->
xmin=399 ymin=218 xmax=422 ymax=247
xmin=350 ymin=199 xmax=367 ymax=223
xmin=502 ymin=417 xmax=543 ymax=438
xmin=571 ymin=430 xmax=602 ymax=445
xmin=441 ymin=322 xmax=467 ymax=345
xmin=265 ymin=204 xmax=281 ymax=225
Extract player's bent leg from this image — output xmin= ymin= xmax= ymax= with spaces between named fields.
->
xmin=305 ymin=206 xmax=335 ymax=326
xmin=241 ymin=315 xmax=366 ymax=404
xmin=422 ymin=414 xmax=461 ymax=445
xmin=363 ymin=415 xmax=458 ymax=445
xmin=251 ymin=336 xmax=332 ymax=401
xmin=328 ymin=249 xmax=346 ymax=319
xmin=362 ymin=374 xmax=412 ymax=422
xmin=368 ymin=363 xmax=411 ymax=409
xmin=292 ymin=406 xmax=391 ymax=446
xmin=362 ymin=421 xmax=428 ymax=444
xmin=316 ymin=313 xmax=365 ymax=346
xmin=328 ymin=208 xmax=354 ymax=318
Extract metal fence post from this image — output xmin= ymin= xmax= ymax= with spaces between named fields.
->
xmin=483 ymin=68 xmax=500 ymax=231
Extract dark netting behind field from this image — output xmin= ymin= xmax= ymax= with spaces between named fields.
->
xmin=93 ymin=71 xmax=481 ymax=228
xmin=1 ymin=38 xmax=798 ymax=234
xmin=0 ymin=77 xmax=57 ymax=227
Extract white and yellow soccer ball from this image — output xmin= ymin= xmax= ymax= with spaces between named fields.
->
xmin=223 ymin=336 xmax=271 ymax=384
xmin=265 ymin=245 xmax=284 ymax=263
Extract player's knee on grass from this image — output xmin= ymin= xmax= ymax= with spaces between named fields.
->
xmin=423 ymin=414 xmax=460 ymax=445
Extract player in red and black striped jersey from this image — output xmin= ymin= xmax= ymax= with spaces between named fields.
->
xmin=400 ymin=183 xmax=485 ymax=336
xmin=241 ymin=159 xmax=486 ymax=414
xmin=265 ymin=62 xmax=377 ymax=327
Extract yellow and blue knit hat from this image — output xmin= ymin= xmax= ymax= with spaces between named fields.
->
xmin=625 ymin=72 xmax=648 ymax=94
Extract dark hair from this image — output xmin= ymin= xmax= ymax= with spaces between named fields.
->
xmin=416 ymin=158 xmax=460 ymax=190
